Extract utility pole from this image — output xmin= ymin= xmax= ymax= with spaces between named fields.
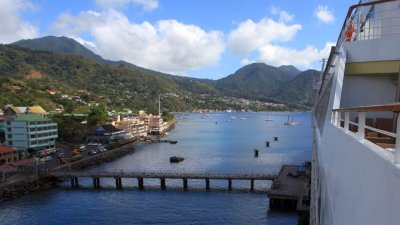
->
xmin=158 ymin=94 xmax=161 ymax=116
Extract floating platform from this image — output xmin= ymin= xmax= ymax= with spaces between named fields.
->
xmin=170 ymin=156 xmax=184 ymax=163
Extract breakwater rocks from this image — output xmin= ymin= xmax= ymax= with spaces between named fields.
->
xmin=0 ymin=175 xmax=58 ymax=202
xmin=57 ymin=144 xmax=135 ymax=171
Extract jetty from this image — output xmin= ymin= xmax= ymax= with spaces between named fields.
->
xmin=47 ymin=170 xmax=276 ymax=191
xmin=267 ymin=164 xmax=311 ymax=224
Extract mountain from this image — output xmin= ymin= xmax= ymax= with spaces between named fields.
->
xmin=278 ymin=65 xmax=302 ymax=78
xmin=13 ymin=36 xmax=105 ymax=64
xmin=8 ymin=36 xmax=317 ymax=110
xmin=216 ymin=63 xmax=299 ymax=100
xmin=272 ymin=69 xmax=318 ymax=108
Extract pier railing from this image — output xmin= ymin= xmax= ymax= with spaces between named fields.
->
xmin=48 ymin=170 xmax=277 ymax=180
xmin=332 ymin=102 xmax=400 ymax=163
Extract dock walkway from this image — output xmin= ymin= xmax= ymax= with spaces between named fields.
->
xmin=267 ymin=165 xmax=310 ymax=211
xmin=47 ymin=170 xmax=276 ymax=191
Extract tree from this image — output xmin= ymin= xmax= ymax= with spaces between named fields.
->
xmin=161 ymin=110 xmax=174 ymax=122
xmin=87 ymin=105 xmax=108 ymax=128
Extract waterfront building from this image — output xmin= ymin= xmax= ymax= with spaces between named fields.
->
xmin=0 ymin=146 xmax=18 ymax=164
xmin=115 ymin=117 xmax=148 ymax=138
xmin=145 ymin=115 xmax=164 ymax=134
xmin=4 ymin=114 xmax=58 ymax=156
xmin=87 ymin=124 xmax=133 ymax=143
xmin=4 ymin=105 xmax=48 ymax=121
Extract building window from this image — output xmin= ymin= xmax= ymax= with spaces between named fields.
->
xmin=6 ymin=121 xmax=11 ymax=125
xmin=30 ymin=134 xmax=36 ymax=138
xmin=7 ymin=128 xmax=11 ymax=132
xmin=31 ymin=141 xmax=37 ymax=145
xmin=7 ymin=134 xmax=12 ymax=138
xmin=29 ymin=122 xmax=35 ymax=125
xmin=8 ymin=141 xmax=12 ymax=145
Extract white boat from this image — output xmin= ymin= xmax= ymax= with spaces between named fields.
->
xmin=311 ymin=1 xmax=400 ymax=225
xmin=265 ymin=112 xmax=273 ymax=121
xmin=283 ymin=115 xmax=298 ymax=126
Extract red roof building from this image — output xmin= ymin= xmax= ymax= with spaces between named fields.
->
xmin=0 ymin=146 xmax=18 ymax=164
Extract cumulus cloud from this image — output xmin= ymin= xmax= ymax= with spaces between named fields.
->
xmin=314 ymin=5 xmax=335 ymax=24
xmin=253 ymin=42 xmax=334 ymax=68
xmin=95 ymin=0 xmax=159 ymax=11
xmin=0 ymin=0 xmax=38 ymax=43
xmin=270 ymin=6 xmax=293 ymax=23
xmin=228 ymin=18 xmax=302 ymax=56
xmin=50 ymin=10 xmax=224 ymax=74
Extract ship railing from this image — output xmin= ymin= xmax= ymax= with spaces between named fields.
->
xmin=316 ymin=0 xmax=399 ymax=99
xmin=332 ymin=102 xmax=400 ymax=163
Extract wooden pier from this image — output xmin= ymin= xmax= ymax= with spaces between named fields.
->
xmin=48 ymin=170 xmax=276 ymax=191
xmin=267 ymin=164 xmax=311 ymax=224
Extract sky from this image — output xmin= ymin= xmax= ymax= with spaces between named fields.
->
xmin=0 ymin=0 xmax=359 ymax=79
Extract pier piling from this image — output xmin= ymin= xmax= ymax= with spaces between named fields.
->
xmin=183 ymin=178 xmax=188 ymax=190
xmin=138 ymin=177 xmax=144 ymax=189
xmin=228 ymin=179 xmax=232 ymax=191
xmin=250 ymin=179 xmax=254 ymax=191
xmin=205 ymin=178 xmax=210 ymax=191
xmin=160 ymin=178 xmax=166 ymax=190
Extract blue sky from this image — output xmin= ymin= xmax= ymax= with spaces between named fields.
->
xmin=0 ymin=0 xmax=359 ymax=79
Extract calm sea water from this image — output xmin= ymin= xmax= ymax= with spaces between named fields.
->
xmin=0 ymin=112 xmax=312 ymax=225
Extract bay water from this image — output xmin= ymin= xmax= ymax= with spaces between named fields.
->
xmin=0 ymin=112 xmax=312 ymax=225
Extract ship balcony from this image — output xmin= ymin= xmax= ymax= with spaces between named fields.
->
xmin=332 ymin=102 xmax=400 ymax=163
xmin=342 ymin=0 xmax=400 ymax=64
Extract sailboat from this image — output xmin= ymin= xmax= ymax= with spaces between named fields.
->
xmin=284 ymin=115 xmax=298 ymax=126
xmin=265 ymin=112 xmax=273 ymax=121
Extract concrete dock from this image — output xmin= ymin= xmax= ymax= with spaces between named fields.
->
xmin=267 ymin=164 xmax=311 ymax=224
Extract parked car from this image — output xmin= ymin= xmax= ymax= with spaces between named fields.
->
xmin=88 ymin=150 xmax=97 ymax=155
xmin=56 ymin=152 xmax=66 ymax=158
xmin=44 ymin=156 xmax=52 ymax=161
xmin=98 ymin=146 xmax=107 ymax=152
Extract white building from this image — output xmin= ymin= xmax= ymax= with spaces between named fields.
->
xmin=5 ymin=114 xmax=58 ymax=156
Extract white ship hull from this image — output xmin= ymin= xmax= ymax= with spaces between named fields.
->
xmin=311 ymin=1 xmax=400 ymax=224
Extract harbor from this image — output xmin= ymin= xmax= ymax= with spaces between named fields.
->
xmin=0 ymin=112 xmax=311 ymax=224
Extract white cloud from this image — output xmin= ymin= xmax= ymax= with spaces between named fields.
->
xmin=95 ymin=0 xmax=159 ymax=11
xmin=251 ymin=42 xmax=335 ymax=69
xmin=314 ymin=5 xmax=335 ymax=24
xmin=50 ymin=10 xmax=225 ymax=74
xmin=270 ymin=6 xmax=293 ymax=23
xmin=228 ymin=18 xmax=302 ymax=56
xmin=0 ymin=0 xmax=38 ymax=43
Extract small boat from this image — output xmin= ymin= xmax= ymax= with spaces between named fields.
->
xmin=241 ymin=117 xmax=245 ymax=120
xmin=284 ymin=116 xmax=299 ymax=126
xmin=265 ymin=112 xmax=273 ymax=121
xmin=170 ymin=156 xmax=184 ymax=163
xmin=170 ymin=140 xmax=178 ymax=144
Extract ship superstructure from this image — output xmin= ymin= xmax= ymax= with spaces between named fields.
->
xmin=312 ymin=0 xmax=400 ymax=224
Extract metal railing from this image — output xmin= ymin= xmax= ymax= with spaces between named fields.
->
xmin=332 ymin=102 xmax=400 ymax=163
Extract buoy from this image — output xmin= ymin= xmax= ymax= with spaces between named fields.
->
xmin=274 ymin=136 xmax=278 ymax=141
xmin=254 ymin=149 xmax=259 ymax=157
xmin=265 ymin=141 xmax=270 ymax=147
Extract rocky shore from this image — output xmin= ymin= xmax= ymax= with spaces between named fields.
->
xmin=0 ymin=175 xmax=58 ymax=202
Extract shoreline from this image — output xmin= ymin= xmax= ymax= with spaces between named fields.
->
xmin=0 ymin=122 xmax=177 ymax=202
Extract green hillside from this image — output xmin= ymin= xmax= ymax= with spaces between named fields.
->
xmin=4 ymin=36 xmax=319 ymax=111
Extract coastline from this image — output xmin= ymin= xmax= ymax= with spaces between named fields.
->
xmin=0 ymin=121 xmax=177 ymax=202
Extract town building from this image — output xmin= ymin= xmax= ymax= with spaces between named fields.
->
xmin=0 ymin=146 xmax=18 ymax=164
xmin=4 ymin=114 xmax=58 ymax=156
xmin=144 ymin=115 xmax=164 ymax=134
xmin=87 ymin=124 xmax=133 ymax=144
